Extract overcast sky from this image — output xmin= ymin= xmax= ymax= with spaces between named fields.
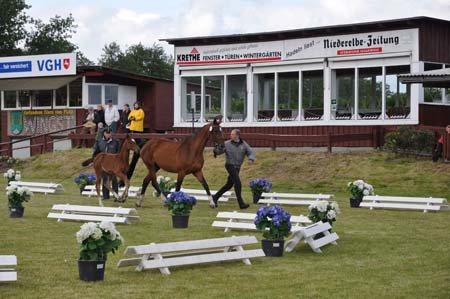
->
xmin=26 ymin=0 xmax=450 ymax=62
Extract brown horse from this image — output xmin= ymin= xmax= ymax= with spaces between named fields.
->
xmin=133 ymin=116 xmax=225 ymax=208
xmin=93 ymin=135 xmax=140 ymax=206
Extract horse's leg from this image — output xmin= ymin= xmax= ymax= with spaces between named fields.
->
xmin=94 ymin=168 xmax=104 ymax=207
xmin=175 ymin=172 xmax=186 ymax=192
xmin=193 ymin=170 xmax=215 ymax=209
xmin=136 ymin=163 xmax=160 ymax=207
xmin=105 ymin=174 xmax=120 ymax=202
xmin=115 ymin=172 xmax=129 ymax=203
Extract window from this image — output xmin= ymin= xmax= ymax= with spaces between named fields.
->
xmin=358 ymin=67 xmax=382 ymax=119
xmin=204 ymin=76 xmax=223 ymax=120
xmin=31 ymin=90 xmax=52 ymax=107
xmin=332 ymin=68 xmax=355 ymax=120
xmin=4 ymin=91 xmax=17 ymax=108
xmin=302 ymin=70 xmax=323 ymax=120
xmin=226 ymin=75 xmax=247 ymax=122
xmin=254 ymin=73 xmax=274 ymax=121
xmin=55 ymin=85 xmax=67 ymax=107
xmin=88 ymin=85 xmax=102 ymax=105
xmin=278 ymin=72 xmax=299 ymax=121
xmin=69 ymin=77 xmax=82 ymax=107
xmin=181 ymin=76 xmax=202 ymax=122
xmin=424 ymin=63 xmax=443 ymax=103
xmin=385 ymin=65 xmax=410 ymax=119
xmin=18 ymin=90 xmax=30 ymax=108
xmin=105 ymin=85 xmax=118 ymax=105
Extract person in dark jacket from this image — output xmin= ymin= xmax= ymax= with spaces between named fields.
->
xmin=94 ymin=104 xmax=105 ymax=128
xmin=120 ymin=104 xmax=131 ymax=133
xmin=92 ymin=127 xmax=119 ymax=199
xmin=213 ymin=129 xmax=255 ymax=209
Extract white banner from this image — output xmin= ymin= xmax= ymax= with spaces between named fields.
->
xmin=0 ymin=53 xmax=76 ymax=79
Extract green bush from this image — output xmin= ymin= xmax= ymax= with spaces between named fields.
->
xmin=384 ymin=126 xmax=434 ymax=156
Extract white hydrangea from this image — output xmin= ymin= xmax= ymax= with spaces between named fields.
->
xmin=157 ymin=176 xmax=164 ymax=184
xmin=165 ymin=177 xmax=171 ymax=182
xmin=4 ymin=169 xmax=15 ymax=179
xmin=316 ymin=200 xmax=329 ymax=213
xmin=6 ymin=185 xmax=17 ymax=196
xmin=76 ymin=222 xmax=99 ymax=244
xmin=363 ymin=189 xmax=369 ymax=196
xmin=330 ymin=201 xmax=340 ymax=214
xmin=308 ymin=202 xmax=317 ymax=211
xmin=327 ymin=210 xmax=337 ymax=220
xmin=14 ymin=174 xmax=21 ymax=181
xmin=17 ymin=187 xmax=26 ymax=196
xmin=100 ymin=221 xmax=120 ymax=240
xmin=91 ymin=227 xmax=103 ymax=240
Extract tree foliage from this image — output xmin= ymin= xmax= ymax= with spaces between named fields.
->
xmin=0 ymin=0 xmax=30 ymax=56
xmin=99 ymin=42 xmax=174 ymax=79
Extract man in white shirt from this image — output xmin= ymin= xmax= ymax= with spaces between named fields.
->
xmin=104 ymin=100 xmax=120 ymax=133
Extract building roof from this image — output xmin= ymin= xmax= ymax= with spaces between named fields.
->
xmin=78 ymin=65 xmax=173 ymax=83
xmin=162 ymin=16 xmax=450 ymax=47
xmin=399 ymin=68 xmax=450 ymax=88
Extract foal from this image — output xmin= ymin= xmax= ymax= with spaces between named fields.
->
xmin=93 ymin=135 xmax=140 ymax=206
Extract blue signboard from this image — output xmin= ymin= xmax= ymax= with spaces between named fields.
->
xmin=0 ymin=61 xmax=32 ymax=73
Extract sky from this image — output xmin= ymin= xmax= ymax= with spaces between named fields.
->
xmin=25 ymin=0 xmax=450 ymax=62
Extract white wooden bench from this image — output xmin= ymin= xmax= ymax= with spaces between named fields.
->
xmin=360 ymin=195 xmax=449 ymax=213
xmin=8 ymin=181 xmax=64 ymax=195
xmin=212 ymin=211 xmax=312 ymax=232
xmin=0 ymin=255 xmax=17 ymax=282
xmin=117 ymin=235 xmax=265 ymax=275
xmin=47 ymin=204 xmax=139 ymax=224
xmin=81 ymin=185 xmax=141 ymax=198
xmin=285 ymin=221 xmax=339 ymax=253
xmin=258 ymin=192 xmax=334 ymax=206
xmin=170 ymin=188 xmax=236 ymax=202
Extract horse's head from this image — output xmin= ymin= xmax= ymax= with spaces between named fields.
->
xmin=124 ymin=134 xmax=140 ymax=153
xmin=210 ymin=115 xmax=225 ymax=157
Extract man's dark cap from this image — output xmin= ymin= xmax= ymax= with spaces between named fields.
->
xmin=104 ymin=127 xmax=112 ymax=133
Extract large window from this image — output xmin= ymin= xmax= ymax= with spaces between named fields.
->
xmin=333 ymin=69 xmax=355 ymax=120
xmin=204 ymin=76 xmax=223 ymax=120
xmin=302 ymin=70 xmax=323 ymax=120
xmin=254 ymin=73 xmax=274 ymax=121
xmin=385 ymin=65 xmax=410 ymax=119
xmin=4 ymin=91 xmax=17 ymax=108
xmin=31 ymin=90 xmax=52 ymax=107
xmin=18 ymin=90 xmax=30 ymax=108
xmin=278 ymin=72 xmax=299 ymax=121
xmin=69 ymin=77 xmax=82 ymax=107
xmin=55 ymin=85 xmax=67 ymax=107
xmin=226 ymin=75 xmax=247 ymax=122
xmin=181 ymin=76 xmax=202 ymax=122
xmin=358 ymin=67 xmax=382 ymax=119
xmin=105 ymin=85 xmax=119 ymax=105
xmin=88 ymin=85 xmax=102 ymax=105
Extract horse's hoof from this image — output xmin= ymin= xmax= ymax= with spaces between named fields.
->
xmin=135 ymin=202 xmax=141 ymax=208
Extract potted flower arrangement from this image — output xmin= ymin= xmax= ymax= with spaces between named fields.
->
xmin=3 ymin=168 xmax=21 ymax=184
xmin=76 ymin=221 xmax=124 ymax=282
xmin=347 ymin=179 xmax=374 ymax=208
xmin=74 ymin=173 xmax=96 ymax=193
xmin=164 ymin=191 xmax=197 ymax=228
xmin=6 ymin=185 xmax=32 ymax=217
xmin=254 ymin=205 xmax=291 ymax=257
xmin=249 ymin=178 xmax=272 ymax=204
xmin=153 ymin=175 xmax=176 ymax=198
xmin=308 ymin=200 xmax=340 ymax=227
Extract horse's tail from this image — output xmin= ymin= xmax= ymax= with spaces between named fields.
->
xmin=81 ymin=157 xmax=93 ymax=167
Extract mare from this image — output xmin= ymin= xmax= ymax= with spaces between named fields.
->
xmin=93 ymin=135 xmax=140 ymax=206
xmin=130 ymin=116 xmax=225 ymax=207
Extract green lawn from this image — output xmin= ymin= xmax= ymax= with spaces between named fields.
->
xmin=1 ymin=149 xmax=450 ymax=299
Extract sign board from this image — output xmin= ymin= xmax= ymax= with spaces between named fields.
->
xmin=175 ymin=29 xmax=416 ymax=66
xmin=0 ymin=53 xmax=76 ymax=79
xmin=8 ymin=109 xmax=76 ymax=136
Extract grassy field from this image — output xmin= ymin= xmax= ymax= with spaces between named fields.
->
xmin=1 ymin=148 xmax=450 ymax=299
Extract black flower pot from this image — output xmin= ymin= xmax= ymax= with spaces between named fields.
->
xmin=261 ymin=239 xmax=284 ymax=257
xmin=349 ymin=197 xmax=362 ymax=208
xmin=253 ymin=193 xmax=262 ymax=204
xmin=9 ymin=207 xmax=24 ymax=218
xmin=172 ymin=215 xmax=189 ymax=228
xmin=78 ymin=260 xmax=106 ymax=282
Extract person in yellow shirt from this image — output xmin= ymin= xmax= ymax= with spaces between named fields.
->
xmin=128 ymin=102 xmax=145 ymax=133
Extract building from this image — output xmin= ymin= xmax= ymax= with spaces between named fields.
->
xmin=0 ymin=53 xmax=173 ymax=156
xmin=163 ymin=16 xmax=450 ymax=144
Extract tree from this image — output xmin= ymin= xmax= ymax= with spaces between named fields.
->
xmin=0 ymin=0 xmax=30 ymax=56
xmin=99 ymin=42 xmax=174 ymax=80
xmin=25 ymin=14 xmax=78 ymax=55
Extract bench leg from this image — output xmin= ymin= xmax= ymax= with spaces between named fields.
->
xmin=306 ymin=236 xmax=322 ymax=253
xmin=284 ymin=231 xmax=303 ymax=253
xmin=235 ymin=245 xmax=251 ymax=265
xmin=323 ymin=230 xmax=337 ymax=245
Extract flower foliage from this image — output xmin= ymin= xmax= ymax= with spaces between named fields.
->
xmin=254 ymin=205 xmax=291 ymax=240
xmin=153 ymin=175 xmax=176 ymax=197
xmin=76 ymin=221 xmax=124 ymax=261
xmin=249 ymin=178 xmax=272 ymax=195
xmin=6 ymin=184 xmax=32 ymax=208
xmin=308 ymin=200 xmax=340 ymax=226
xmin=3 ymin=168 xmax=20 ymax=183
xmin=347 ymin=179 xmax=374 ymax=199
xmin=164 ymin=191 xmax=197 ymax=216
xmin=74 ymin=173 xmax=96 ymax=190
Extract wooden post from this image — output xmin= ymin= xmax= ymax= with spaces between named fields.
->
xmin=43 ymin=135 xmax=48 ymax=153
xmin=372 ymin=128 xmax=378 ymax=149
xmin=327 ymin=132 xmax=332 ymax=153
xmin=444 ymin=131 xmax=449 ymax=161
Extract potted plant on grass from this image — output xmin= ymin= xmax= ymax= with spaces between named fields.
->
xmin=76 ymin=221 xmax=123 ymax=282
xmin=249 ymin=178 xmax=272 ymax=204
xmin=254 ymin=205 xmax=291 ymax=257
xmin=3 ymin=168 xmax=20 ymax=184
xmin=153 ymin=175 xmax=176 ymax=199
xmin=6 ymin=185 xmax=32 ymax=218
xmin=347 ymin=180 xmax=374 ymax=207
xmin=164 ymin=191 xmax=197 ymax=228
xmin=74 ymin=173 xmax=96 ymax=194
xmin=308 ymin=200 xmax=340 ymax=239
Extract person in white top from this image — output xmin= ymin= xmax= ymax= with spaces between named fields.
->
xmin=104 ymin=100 xmax=120 ymax=133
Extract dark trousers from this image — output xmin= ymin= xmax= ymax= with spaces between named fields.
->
xmin=433 ymin=142 xmax=443 ymax=162
xmin=102 ymin=174 xmax=118 ymax=198
xmin=214 ymin=164 xmax=246 ymax=206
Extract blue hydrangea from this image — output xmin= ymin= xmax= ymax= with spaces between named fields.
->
xmin=254 ymin=205 xmax=291 ymax=240
xmin=249 ymin=178 xmax=272 ymax=194
xmin=164 ymin=191 xmax=197 ymax=216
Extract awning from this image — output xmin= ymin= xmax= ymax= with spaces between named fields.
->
xmin=398 ymin=68 xmax=450 ymax=88
xmin=0 ymin=75 xmax=79 ymax=91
